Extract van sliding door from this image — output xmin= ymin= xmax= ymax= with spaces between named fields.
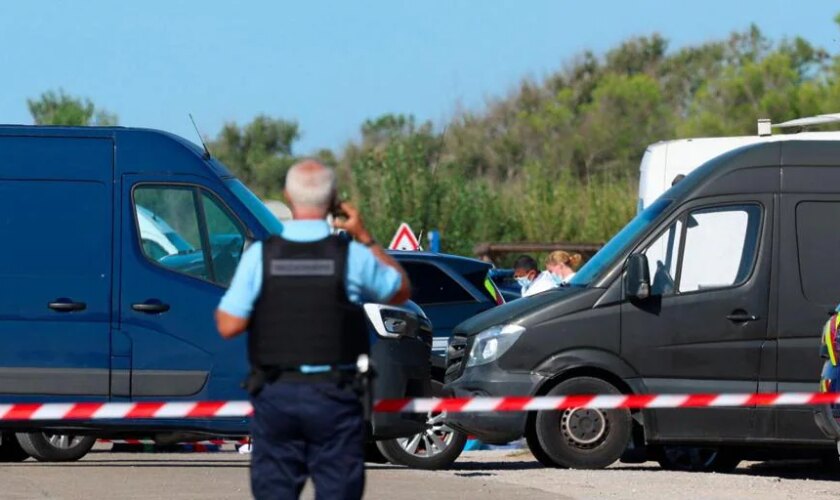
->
xmin=775 ymin=192 xmax=840 ymax=444
xmin=0 ymin=136 xmax=113 ymax=398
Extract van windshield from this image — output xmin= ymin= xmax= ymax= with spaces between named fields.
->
xmin=225 ymin=179 xmax=285 ymax=236
xmin=569 ymin=198 xmax=672 ymax=287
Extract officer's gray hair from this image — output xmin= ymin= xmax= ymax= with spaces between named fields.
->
xmin=285 ymin=160 xmax=336 ymax=210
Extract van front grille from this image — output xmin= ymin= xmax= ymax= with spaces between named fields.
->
xmin=444 ymin=334 xmax=469 ymax=383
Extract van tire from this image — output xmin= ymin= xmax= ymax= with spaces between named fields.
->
xmin=0 ymin=433 xmax=30 ymax=462
xmin=15 ymin=433 xmax=96 ymax=462
xmin=525 ymin=426 xmax=565 ymax=468
xmin=534 ymin=377 xmax=631 ymax=469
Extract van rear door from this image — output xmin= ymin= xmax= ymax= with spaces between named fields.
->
xmin=0 ymin=136 xmax=113 ymax=398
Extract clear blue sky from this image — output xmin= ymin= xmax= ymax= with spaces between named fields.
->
xmin=1 ymin=1 xmax=838 ymax=154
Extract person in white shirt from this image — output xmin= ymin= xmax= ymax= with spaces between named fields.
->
xmin=512 ymin=255 xmax=540 ymax=296
xmin=523 ymin=251 xmax=584 ymax=297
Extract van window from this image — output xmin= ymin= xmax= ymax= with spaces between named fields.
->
xmin=796 ymin=201 xmax=840 ymax=305
xmin=202 ymin=192 xmax=246 ymax=286
xmin=643 ymin=219 xmax=683 ymax=296
xmin=678 ymin=205 xmax=761 ymax=293
xmin=133 ymin=185 xmax=245 ymax=286
xmin=401 ymin=262 xmax=474 ymax=305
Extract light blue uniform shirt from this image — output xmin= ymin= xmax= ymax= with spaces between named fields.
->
xmin=218 ymin=220 xmax=402 ymax=318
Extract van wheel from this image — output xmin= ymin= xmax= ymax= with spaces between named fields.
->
xmin=525 ymin=426 xmax=565 ymax=468
xmin=656 ymin=446 xmax=741 ymax=472
xmin=535 ymin=377 xmax=631 ymax=469
xmin=15 ymin=433 xmax=96 ymax=462
xmin=0 ymin=433 xmax=30 ymax=462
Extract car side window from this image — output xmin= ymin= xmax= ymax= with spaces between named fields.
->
xmin=643 ymin=219 xmax=683 ymax=297
xmin=133 ymin=185 xmax=245 ymax=286
xmin=401 ymin=262 xmax=474 ymax=305
xmin=678 ymin=205 xmax=761 ymax=293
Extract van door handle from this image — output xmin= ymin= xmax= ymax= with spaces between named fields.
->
xmin=132 ymin=302 xmax=170 ymax=314
xmin=48 ymin=300 xmax=87 ymax=312
xmin=726 ymin=311 xmax=759 ymax=323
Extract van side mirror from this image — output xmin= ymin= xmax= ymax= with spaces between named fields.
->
xmin=625 ymin=254 xmax=651 ymax=301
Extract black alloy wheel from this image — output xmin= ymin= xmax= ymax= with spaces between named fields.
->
xmin=15 ymin=433 xmax=96 ymax=462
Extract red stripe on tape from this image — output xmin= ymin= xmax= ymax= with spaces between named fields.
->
xmin=625 ymin=394 xmax=657 ymax=408
xmin=373 ymin=398 xmax=410 ymax=413
xmin=746 ymin=393 xmax=780 ymax=406
xmin=65 ymin=402 xmax=105 ymax=420
xmin=188 ymin=402 xmax=226 ymax=418
xmin=560 ymin=395 xmax=596 ymax=409
xmin=494 ymin=396 xmax=534 ymax=412
xmin=681 ymin=394 xmax=717 ymax=408
xmin=808 ymin=393 xmax=840 ymax=405
xmin=126 ymin=402 xmax=165 ymax=419
xmin=435 ymin=398 xmax=471 ymax=412
xmin=4 ymin=404 xmax=41 ymax=420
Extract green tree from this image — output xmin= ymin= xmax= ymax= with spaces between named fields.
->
xmin=210 ymin=115 xmax=300 ymax=197
xmin=28 ymin=89 xmax=117 ymax=126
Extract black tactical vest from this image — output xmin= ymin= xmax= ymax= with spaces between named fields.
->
xmin=248 ymin=235 xmax=369 ymax=369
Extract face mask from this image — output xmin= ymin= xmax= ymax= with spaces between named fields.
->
xmin=550 ymin=273 xmax=564 ymax=286
xmin=516 ymin=276 xmax=533 ymax=289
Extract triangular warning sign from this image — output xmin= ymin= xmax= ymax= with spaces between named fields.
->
xmin=388 ymin=223 xmax=420 ymax=251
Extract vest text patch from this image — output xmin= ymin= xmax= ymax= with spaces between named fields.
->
xmin=270 ymin=259 xmax=336 ymax=276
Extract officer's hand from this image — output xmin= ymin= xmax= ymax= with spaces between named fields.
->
xmin=333 ymin=202 xmax=374 ymax=245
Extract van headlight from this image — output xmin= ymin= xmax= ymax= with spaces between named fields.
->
xmin=466 ymin=324 xmax=525 ymax=367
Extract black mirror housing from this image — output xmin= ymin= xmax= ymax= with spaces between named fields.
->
xmin=625 ymin=254 xmax=651 ymax=301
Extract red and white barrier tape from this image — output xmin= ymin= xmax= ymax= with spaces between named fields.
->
xmin=0 ymin=393 xmax=838 ymax=420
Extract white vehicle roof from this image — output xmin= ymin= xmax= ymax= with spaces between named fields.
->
xmin=638 ymin=117 xmax=840 ymax=211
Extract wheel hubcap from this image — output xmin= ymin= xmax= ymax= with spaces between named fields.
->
xmin=561 ymin=408 xmax=607 ymax=446
xmin=396 ymin=411 xmax=455 ymax=458
xmin=44 ymin=433 xmax=84 ymax=449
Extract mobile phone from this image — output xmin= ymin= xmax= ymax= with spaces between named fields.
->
xmin=330 ymin=195 xmax=347 ymax=218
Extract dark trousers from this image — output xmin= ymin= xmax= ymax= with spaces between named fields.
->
xmin=250 ymin=380 xmax=365 ymax=500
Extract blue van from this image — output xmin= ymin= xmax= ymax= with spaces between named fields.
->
xmin=0 ymin=126 xmax=431 ymax=461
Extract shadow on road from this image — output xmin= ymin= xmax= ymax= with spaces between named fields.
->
xmin=7 ymin=458 xmax=248 ymax=469
xmin=735 ymin=460 xmax=840 ymax=481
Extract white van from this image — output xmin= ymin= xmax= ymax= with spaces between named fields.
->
xmin=638 ymin=114 xmax=840 ymax=212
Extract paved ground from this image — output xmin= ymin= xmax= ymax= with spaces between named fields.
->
xmin=2 ymin=448 xmax=840 ymax=499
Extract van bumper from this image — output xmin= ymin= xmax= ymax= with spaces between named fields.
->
xmin=443 ymin=363 xmax=544 ymax=444
xmin=370 ymin=337 xmax=431 ymax=440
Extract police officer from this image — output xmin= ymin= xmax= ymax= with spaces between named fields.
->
xmin=215 ymin=160 xmax=410 ymax=500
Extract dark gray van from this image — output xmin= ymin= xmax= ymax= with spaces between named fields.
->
xmin=444 ymin=140 xmax=840 ymax=470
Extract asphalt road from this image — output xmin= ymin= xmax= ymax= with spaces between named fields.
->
xmin=2 ymin=448 xmax=840 ymax=499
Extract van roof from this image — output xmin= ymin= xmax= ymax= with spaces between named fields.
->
xmin=0 ymin=124 xmax=205 ymax=152
xmin=661 ymin=139 xmax=840 ymax=204
xmin=645 ymin=130 xmax=840 ymax=152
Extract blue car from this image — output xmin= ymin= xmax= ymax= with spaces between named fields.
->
xmin=391 ymin=252 xmax=505 ymax=379
xmin=0 ymin=126 xmax=432 ymax=462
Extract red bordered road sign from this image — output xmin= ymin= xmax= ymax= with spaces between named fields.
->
xmin=388 ymin=223 xmax=420 ymax=251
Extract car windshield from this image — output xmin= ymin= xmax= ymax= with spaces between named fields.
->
xmin=569 ymin=198 xmax=672 ymax=287
xmin=225 ymin=179 xmax=284 ymax=236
